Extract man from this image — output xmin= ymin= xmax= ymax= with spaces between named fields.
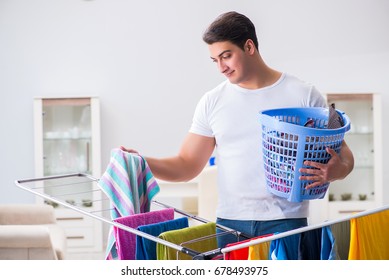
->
xmin=121 ymin=11 xmax=354 ymax=250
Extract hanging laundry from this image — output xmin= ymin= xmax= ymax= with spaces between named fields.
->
xmin=113 ymin=208 xmax=175 ymax=260
xmin=224 ymin=239 xmax=251 ymax=260
xmin=248 ymin=241 xmax=271 ymax=260
xmin=270 ymin=233 xmax=300 ymax=260
xmin=98 ymin=148 xmax=160 ymax=260
xmin=320 ymin=226 xmax=337 ymax=260
xmin=272 ymin=226 xmax=337 ymax=260
xmin=135 ymin=217 xmax=189 ymax=260
xmin=157 ymin=222 xmax=217 ymax=260
xmin=298 ymin=228 xmax=322 ymax=260
xmin=348 ymin=209 xmax=389 ymax=260
xmin=224 ymin=234 xmax=273 ymax=260
xmin=330 ymin=220 xmax=350 ymax=260
xmin=298 ymin=226 xmax=337 ymax=260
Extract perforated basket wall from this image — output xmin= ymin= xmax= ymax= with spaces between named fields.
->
xmin=259 ymin=107 xmax=350 ymax=202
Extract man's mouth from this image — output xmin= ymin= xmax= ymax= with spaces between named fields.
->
xmin=225 ymin=70 xmax=234 ymax=77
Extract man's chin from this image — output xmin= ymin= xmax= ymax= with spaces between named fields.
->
xmin=227 ymin=77 xmax=238 ymax=84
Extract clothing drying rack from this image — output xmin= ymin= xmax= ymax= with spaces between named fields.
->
xmin=15 ymin=173 xmax=252 ymax=260
xmin=15 ymin=172 xmax=389 ymax=260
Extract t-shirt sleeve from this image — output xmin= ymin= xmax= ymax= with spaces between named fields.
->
xmin=308 ymin=85 xmax=327 ymax=108
xmin=189 ymin=94 xmax=214 ymax=137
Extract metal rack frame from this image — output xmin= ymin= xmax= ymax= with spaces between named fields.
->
xmin=15 ymin=173 xmax=389 ymax=260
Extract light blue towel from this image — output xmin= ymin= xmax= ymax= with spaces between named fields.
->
xmin=270 ymin=233 xmax=300 ymax=260
xmin=321 ymin=226 xmax=336 ymax=260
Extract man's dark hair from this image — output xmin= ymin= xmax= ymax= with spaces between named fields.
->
xmin=202 ymin=11 xmax=259 ymax=50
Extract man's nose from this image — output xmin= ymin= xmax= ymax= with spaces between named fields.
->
xmin=218 ymin=61 xmax=228 ymax=73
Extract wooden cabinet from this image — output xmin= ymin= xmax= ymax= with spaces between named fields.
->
xmin=33 ymin=97 xmax=103 ymax=253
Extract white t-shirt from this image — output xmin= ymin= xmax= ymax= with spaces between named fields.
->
xmin=189 ymin=73 xmax=327 ymax=221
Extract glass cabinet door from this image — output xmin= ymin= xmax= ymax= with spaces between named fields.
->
xmin=36 ymin=97 xmax=98 ymax=208
xmin=34 ymin=97 xmax=103 ymax=252
xmin=326 ymin=93 xmax=376 ymax=203
xmin=309 ymin=93 xmax=382 ymax=222
xmin=42 ymin=98 xmax=92 ymax=176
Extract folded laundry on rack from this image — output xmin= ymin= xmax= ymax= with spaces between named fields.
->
xmin=98 ymin=148 xmax=161 ymax=260
xmin=157 ymin=222 xmax=217 ymax=260
xmin=136 ymin=217 xmax=189 ymax=260
xmin=113 ymin=208 xmax=175 ymax=260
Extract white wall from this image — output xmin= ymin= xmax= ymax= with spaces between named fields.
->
xmin=1 ymin=0 xmax=389 ymax=204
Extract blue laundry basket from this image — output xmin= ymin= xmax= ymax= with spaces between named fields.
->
xmin=259 ymin=107 xmax=351 ymax=202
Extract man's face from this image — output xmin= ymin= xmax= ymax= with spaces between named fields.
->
xmin=208 ymin=41 xmax=250 ymax=85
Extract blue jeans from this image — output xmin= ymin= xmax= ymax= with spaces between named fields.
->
xmin=216 ymin=217 xmax=307 ymax=249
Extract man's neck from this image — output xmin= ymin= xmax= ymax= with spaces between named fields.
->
xmin=238 ymin=68 xmax=282 ymax=90
xmin=238 ymin=54 xmax=282 ymax=89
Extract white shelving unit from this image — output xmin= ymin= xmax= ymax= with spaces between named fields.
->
xmin=33 ymin=97 xmax=103 ymax=254
xmin=309 ymin=93 xmax=383 ymax=223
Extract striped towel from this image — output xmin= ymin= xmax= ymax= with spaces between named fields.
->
xmin=98 ymin=148 xmax=160 ymax=259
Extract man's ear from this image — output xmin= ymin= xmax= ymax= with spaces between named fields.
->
xmin=245 ymin=39 xmax=256 ymax=54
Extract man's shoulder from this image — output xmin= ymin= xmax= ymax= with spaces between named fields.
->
xmin=283 ymin=73 xmax=310 ymax=85
xmin=281 ymin=72 xmax=318 ymax=92
xmin=208 ymin=79 xmax=229 ymax=93
xmin=201 ymin=80 xmax=230 ymax=101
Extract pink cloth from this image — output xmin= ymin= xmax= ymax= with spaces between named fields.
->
xmin=113 ymin=208 xmax=175 ymax=260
